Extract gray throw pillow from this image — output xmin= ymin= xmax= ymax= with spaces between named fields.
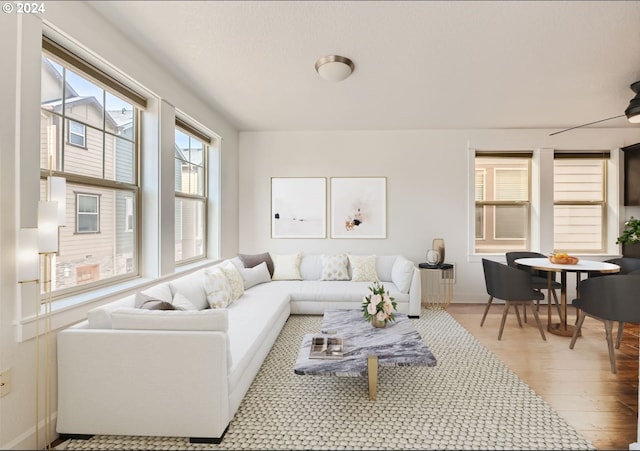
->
xmin=238 ymin=252 xmax=274 ymax=277
xmin=140 ymin=300 xmax=177 ymax=310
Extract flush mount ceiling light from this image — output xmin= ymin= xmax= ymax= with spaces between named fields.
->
xmin=625 ymin=81 xmax=640 ymax=124
xmin=315 ymin=55 xmax=354 ymax=82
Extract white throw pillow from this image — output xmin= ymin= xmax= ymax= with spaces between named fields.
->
xmin=271 ymin=253 xmax=303 ymax=281
xmin=299 ymin=254 xmax=322 ymax=280
xmin=321 ymin=254 xmax=350 ymax=281
xmin=203 ymin=267 xmax=233 ymax=309
xmin=238 ymin=262 xmax=272 ymax=289
xmin=376 ymin=255 xmax=398 ymax=282
xmin=220 ymin=260 xmax=245 ymax=301
xmin=169 ymin=271 xmax=209 ymax=310
xmin=391 ymin=256 xmax=414 ymax=294
xmin=134 ymin=283 xmax=173 ymax=308
xmin=348 ymin=254 xmax=379 ymax=282
xmin=171 ymin=292 xmax=198 ymax=311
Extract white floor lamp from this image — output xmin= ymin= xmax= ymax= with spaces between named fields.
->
xmin=17 ymin=176 xmax=65 ymax=450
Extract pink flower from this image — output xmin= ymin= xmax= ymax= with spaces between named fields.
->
xmin=363 ymin=282 xmax=397 ymax=324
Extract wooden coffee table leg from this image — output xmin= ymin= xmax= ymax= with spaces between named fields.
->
xmin=367 ymin=355 xmax=378 ymax=400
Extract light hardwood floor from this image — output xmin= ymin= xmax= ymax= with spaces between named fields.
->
xmin=447 ymin=303 xmax=639 ymax=451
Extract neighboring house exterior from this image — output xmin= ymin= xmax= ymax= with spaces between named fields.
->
xmin=174 ymin=143 xmax=205 ymax=261
xmin=40 ymin=57 xmax=135 ymax=291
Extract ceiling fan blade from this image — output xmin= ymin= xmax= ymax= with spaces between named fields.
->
xmin=549 ymin=114 xmax=626 ymax=136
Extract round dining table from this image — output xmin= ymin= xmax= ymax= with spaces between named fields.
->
xmin=514 ymin=257 xmax=620 ymax=337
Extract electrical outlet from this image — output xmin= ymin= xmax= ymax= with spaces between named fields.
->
xmin=0 ymin=369 xmax=11 ymax=397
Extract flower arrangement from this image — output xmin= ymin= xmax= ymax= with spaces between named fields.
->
xmin=362 ymin=281 xmax=397 ymax=326
xmin=616 ymin=216 xmax=640 ymax=245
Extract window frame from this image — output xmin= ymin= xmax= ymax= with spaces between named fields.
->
xmin=474 ymin=151 xmax=532 ymax=254
xmin=67 ymin=119 xmax=87 ymax=148
xmin=174 ymin=119 xmax=209 ymax=265
xmin=470 ymin=148 xmax=621 ymax=259
xmin=553 ymin=151 xmax=609 ymax=254
xmin=16 ymin=29 xmax=225 ymax=343
xmin=75 ymin=192 xmax=100 ymax=234
xmin=40 ymin=38 xmax=142 ymax=299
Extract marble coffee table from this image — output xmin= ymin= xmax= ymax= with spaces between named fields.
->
xmin=294 ymin=309 xmax=436 ymax=400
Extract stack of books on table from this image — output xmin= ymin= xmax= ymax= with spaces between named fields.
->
xmin=309 ymin=335 xmax=344 ymax=360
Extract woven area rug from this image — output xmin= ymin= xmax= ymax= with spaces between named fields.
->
xmin=62 ymin=309 xmax=594 ymax=450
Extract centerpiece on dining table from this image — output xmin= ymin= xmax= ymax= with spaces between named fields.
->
xmin=362 ymin=281 xmax=397 ymax=328
xmin=549 ymin=252 xmax=579 ymax=265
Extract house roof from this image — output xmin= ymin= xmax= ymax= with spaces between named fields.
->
xmin=42 ymin=96 xmax=125 ymax=130
xmin=87 ymin=1 xmax=640 ymax=133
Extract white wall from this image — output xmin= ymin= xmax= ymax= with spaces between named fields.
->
xmin=0 ymin=3 xmax=239 ymax=449
xmin=238 ymin=128 xmax=640 ymax=303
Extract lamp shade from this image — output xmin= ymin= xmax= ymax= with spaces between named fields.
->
xmin=17 ymin=228 xmax=39 ymax=282
xmin=38 ymin=201 xmax=59 ymax=254
xmin=315 ymin=55 xmax=354 ymax=82
xmin=47 ymin=176 xmax=66 ymax=225
xmin=625 ymin=81 xmax=640 ymax=124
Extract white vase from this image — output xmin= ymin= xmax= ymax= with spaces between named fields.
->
xmin=426 ymin=249 xmax=440 ymax=265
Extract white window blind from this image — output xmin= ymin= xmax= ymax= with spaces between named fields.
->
xmin=495 ymin=169 xmax=528 ymax=201
xmin=553 ymin=154 xmax=607 ymax=252
xmin=475 ymin=153 xmax=531 ymax=253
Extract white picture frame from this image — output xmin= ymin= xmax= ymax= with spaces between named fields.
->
xmin=271 ymin=177 xmax=327 ymax=238
xmin=330 ymin=177 xmax=387 ymax=239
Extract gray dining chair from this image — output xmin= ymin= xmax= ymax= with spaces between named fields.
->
xmin=505 ymin=251 xmax=562 ymax=320
xmin=587 ymin=257 xmax=640 ymax=348
xmin=588 ymin=257 xmax=640 ymax=278
xmin=481 ymin=258 xmax=546 ymax=341
xmin=569 ymin=274 xmax=640 ymax=373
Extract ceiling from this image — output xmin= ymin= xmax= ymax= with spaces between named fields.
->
xmin=87 ymin=1 xmax=640 ymax=133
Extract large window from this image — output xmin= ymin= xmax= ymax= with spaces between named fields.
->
xmin=553 ymin=152 xmax=608 ymax=253
xmin=475 ymin=152 xmax=531 ymax=253
xmin=175 ymin=120 xmax=208 ymax=263
xmin=40 ymin=37 xmax=144 ymax=295
xmin=473 ymin=149 xmax=614 ymax=256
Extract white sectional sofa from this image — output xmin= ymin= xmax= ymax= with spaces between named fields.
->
xmin=56 ymin=253 xmax=421 ymax=443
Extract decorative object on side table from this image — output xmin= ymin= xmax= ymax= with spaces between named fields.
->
xmin=362 ymin=281 xmax=397 ymax=328
xmin=426 ymin=249 xmax=440 ymax=265
xmin=432 ymin=238 xmax=445 ymax=264
xmin=616 ymin=216 xmax=640 ymax=258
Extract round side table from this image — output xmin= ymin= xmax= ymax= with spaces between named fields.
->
xmin=418 ymin=263 xmax=454 ymax=310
